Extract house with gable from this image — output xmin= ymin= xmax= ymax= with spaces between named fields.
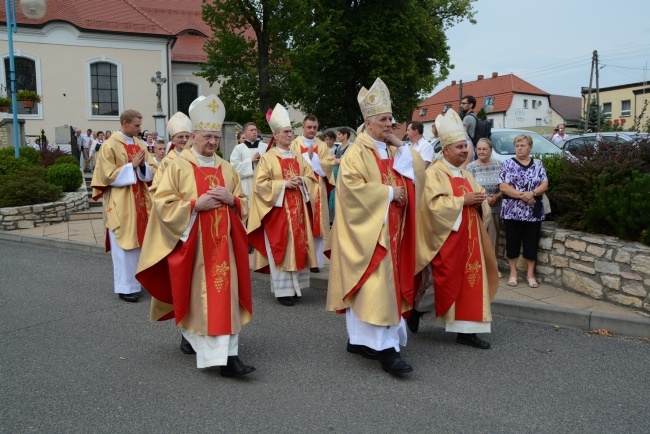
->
xmin=0 ymin=0 xmax=303 ymax=155
xmin=414 ymin=72 xmax=556 ymax=140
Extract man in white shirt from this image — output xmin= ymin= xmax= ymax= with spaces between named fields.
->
xmin=551 ymin=124 xmax=569 ymax=145
xmin=80 ymin=128 xmax=93 ymax=172
xmin=406 ymin=121 xmax=434 ymax=169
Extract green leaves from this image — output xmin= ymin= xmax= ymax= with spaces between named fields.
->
xmin=199 ymin=0 xmax=476 ymax=127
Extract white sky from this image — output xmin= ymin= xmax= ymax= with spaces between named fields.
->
xmin=432 ymin=0 xmax=650 ymax=97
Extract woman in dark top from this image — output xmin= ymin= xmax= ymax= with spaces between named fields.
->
xmin=499 ymin=134 xmax=548 ymax=288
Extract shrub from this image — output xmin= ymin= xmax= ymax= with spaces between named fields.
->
xmin=39 ymin=147 xmax=71 ymax=167
xmin=0 ymin=146 xmax=40 ymax=164
xmin=0 ymin=173 xmax=62 ymax=207
xmin=0 ymin=154 xmax=33 ymax=175
xmin=54 ymin=155 xmax=80 ymax=166
xmin=586 ymin=171 xmax=650 ymax=244
xmin=46 ymin=164 xmax=83 ymax=192
xmin=548 ymin=140 xmax=650 ymax=231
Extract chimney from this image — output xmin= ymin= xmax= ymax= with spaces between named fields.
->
xmin=451 ymin=80 xmax=457 ymax=86
xmin=477 ymin=75 xmax=484 ymax=80
xmin=492 ymin=72 xmax=498 ymax=78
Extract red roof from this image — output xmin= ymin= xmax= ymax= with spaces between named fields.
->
xmin=0 ymin=0 xmax=217 ymax=63
xmin=414 ymin=73 xmax=549 ymax=122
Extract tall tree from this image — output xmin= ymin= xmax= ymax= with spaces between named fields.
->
xmin=200 ymin=0 xmax=476 ymax=128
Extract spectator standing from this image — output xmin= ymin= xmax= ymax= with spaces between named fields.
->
xmin=467 ymin=138 xmax=503 ymax=277
xmin=323 ymin=130 xmax=338 ymax=156
xmin=550 ymin=124 xmax=569 ymax=145
xmin=498 ymin=134 xmax=549 ymax=288
xmin=459 ymin=96 xmax=476 ymax=167
xmin=406 ymin=120 xmax=434 ymax=169
xmin=88 ymin=131 xmax=105 ymax=172
xmin=328 ymin=127 xmax=351 ymax=224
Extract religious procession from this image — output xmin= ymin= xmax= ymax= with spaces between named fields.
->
xmin=91 ymin=77 xmax=500 ymax=378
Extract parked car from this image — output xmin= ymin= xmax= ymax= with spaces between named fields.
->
xmin=429 ymin=130 xmax=562 ymax=162
xmin=558 ymin=132 xmax=647 ymax=154
xmin=487 ymin=129 xmax=564 ymax=162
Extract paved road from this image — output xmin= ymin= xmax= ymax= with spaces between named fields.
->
xmin=1 ymin=240 xmax=648 ymax=433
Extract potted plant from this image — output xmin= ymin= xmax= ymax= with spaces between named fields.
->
xmin=16 ymin=89 xmax=41 ymax=109
xmin=0 ymin=96 xmax=11 ymax=112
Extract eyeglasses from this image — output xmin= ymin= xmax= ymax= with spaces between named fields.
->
xmin=174 ymin=134 xmax=191 ymax=140
xmin=197 ymin=134 xmax=221 ymax=141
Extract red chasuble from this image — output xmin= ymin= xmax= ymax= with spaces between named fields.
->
xmin=249 ymin=156 xmax=308 ymax=272
xmin=431 ymin=175 xmax=484 ymax=320
xmin=137 ymin=165 xmax=252 ymax=335
xmin=342 ymin=152 xmax=418 ymax=312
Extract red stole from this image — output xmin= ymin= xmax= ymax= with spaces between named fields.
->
xmin=431 ymin=175 xmax=484 ymax=320
xmin=249 ymin=156 xmax=309 ymax=273
xmin=123 ymin=144 xmax=148 ymax=247
xmin=136 ymin=164 xmax=252 ymax=335
xmin=343 ymin=151 xmax=417 ymax=311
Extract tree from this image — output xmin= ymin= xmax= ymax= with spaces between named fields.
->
xmin=577 ymin=100 xmax=605 ymax=132
xmin=200 ymin=0 xmax=476 ymax=128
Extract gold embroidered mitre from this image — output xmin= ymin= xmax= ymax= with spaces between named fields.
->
xmin=166 ymin=112 xmax=193 ymax=137
xmin=357 ymin=77 xmax=392 ymax=120
xmin=436 ymin=108 xmax=468 ymax=147
xmin=189 ymin=94 xmax=226 ymax=132
xmin=267 ymin=103 xmax=291 ymax=133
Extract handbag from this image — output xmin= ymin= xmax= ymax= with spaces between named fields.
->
xmin=541 ymin=193 xmax=551 ymax=214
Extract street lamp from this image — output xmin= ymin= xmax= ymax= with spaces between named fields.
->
xmin=4 ymin=0 xmax=46 ymax=157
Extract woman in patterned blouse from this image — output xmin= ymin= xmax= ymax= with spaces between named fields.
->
xmin=498 ymin=134 xmax=549 ymax=288
xmin=467 ymin=138 xmax=503 ymax=277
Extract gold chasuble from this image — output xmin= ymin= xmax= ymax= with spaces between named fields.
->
xmin=247 ymin=147 xmax=319 ymax=273
xmin=136 ymin=149 xmax=252 ymax=336
xmin=326 ymin=133 xmax=425 ymax=326
xmin=149 ymin=149 xmax=182 ymax=195
xmin=415 ymin=160 xmax=499 ymax=324
xmin=91 ymin=134 xmax=154 ymax=251
xmin=290 ymin=136 xmax=335 ymax=239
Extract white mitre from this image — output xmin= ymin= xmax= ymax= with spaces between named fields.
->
xmin=357 ymin=77 xmax=392 ymax=120
xmin=267 ymin=103 xmax=291 ymax=132
xmin=435 ymin=108 xmax=468 ymax=147
xmin=166 ymin=112 xmax=193 ymax=137
xmin=189 ymin=94 xmax=226 ymax=132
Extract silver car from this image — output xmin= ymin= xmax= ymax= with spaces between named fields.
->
xmin=487 ymin=129 xmax=564 ymax=162
xmin=558 ymin=132 xmax=647 ymax=154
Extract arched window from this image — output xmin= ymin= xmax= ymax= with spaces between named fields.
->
xmin=177 ymin=82 xmax=198 ymax=116
xmin=90 ymin=62 xmax=119 ymax=116
xmin=3 ymin=56 xmax=38 ymax=114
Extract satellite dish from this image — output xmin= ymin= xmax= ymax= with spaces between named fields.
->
xmin=19 ymin=0 xmax=47 ymax=20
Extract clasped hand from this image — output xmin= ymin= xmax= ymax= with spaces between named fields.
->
xmin=131 ymin=150 xmax=146 ymax=168
xmin=520 ymin=190 xmax=536 ymax=206
xmin=464 ymin=191 xmax=486 ymax=206
xmin=286 ymin=175 xmax=303 ymax=189
xmin=195 ymin=186 xmax=234 ymax=212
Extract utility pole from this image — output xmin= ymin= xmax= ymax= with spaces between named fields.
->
xmin=459 ymin=80 xmax=463 ymax=111
xmin=584 ymin=50 xmax=596 ymax=133
xmin=595 ymin=50 xmax=600 ymax=132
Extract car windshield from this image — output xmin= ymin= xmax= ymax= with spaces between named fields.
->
xmin=491 ymin=131 xmax=562 ymax=155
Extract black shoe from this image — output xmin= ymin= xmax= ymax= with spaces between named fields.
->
xmin=292 ymin=294 xmax=301 ymax=300
xmin=378 ymin=349 xmax=413 ymax=376
xmin=277 ymin=296 xmax=294 ymax=306
xmin=406 ymin=309 xmax=423 ymax=333
xmin=180 ymin=336 xmax=196 ymax=355
xmin=456 ymin=333 xmax=491 ymax=350
xmin=220 ymin=356 xmax=256 ymax=378
xmin=346 ymin=341 xmax=379 ymax=360
xmin=119 ymin=293 xmax=139 ymax=303
xmin=310 ymin=267 xmax=320 ymax=273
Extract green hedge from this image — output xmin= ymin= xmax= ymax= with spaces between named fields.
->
xmin=541 ymin=139 xmax=650 ymax=244
xmin=0 ymin=146 xmax=40 ymax=164
xmin=46 ymin=164 xmax=83 ymax=192
xmin=0 ymin=173 xmax=62 ymax=207
xmin=54 ymin=156 xmax=80 ymax=166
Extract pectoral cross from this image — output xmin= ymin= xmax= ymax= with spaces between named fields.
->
xmin=150 ymin=71 xmax=167 ymax=111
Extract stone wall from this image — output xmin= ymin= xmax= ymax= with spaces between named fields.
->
xmin=0 ymin=185 xmax=88 ymax=230
xmin=498 ymin=222 xmax=650 ymax=313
